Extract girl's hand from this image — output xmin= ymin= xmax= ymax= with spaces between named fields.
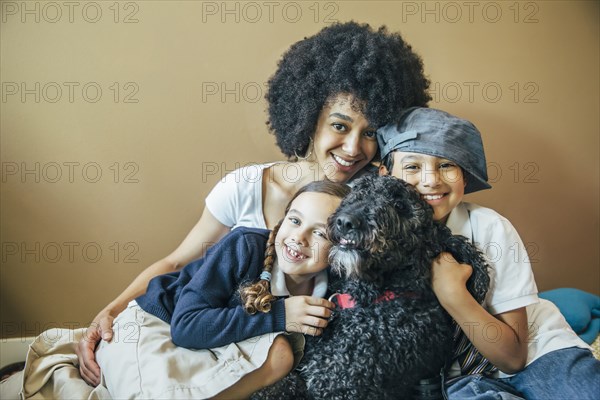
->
xmin=431 ymin=252 xmax=473 ymax=306
xmin=75 ymin=309 xmax=115 ymax=386
xmin=284 ymin=296 xmax=335 ymax=336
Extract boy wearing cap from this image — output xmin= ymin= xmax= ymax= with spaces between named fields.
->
xmin=378 ymin=107 xmax=599 ymax=399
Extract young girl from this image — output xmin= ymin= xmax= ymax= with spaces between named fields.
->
xmin=95 ymin=180 xmax=349 ymax=399
xmin=378 ymin=107 xmax=599 ymax=399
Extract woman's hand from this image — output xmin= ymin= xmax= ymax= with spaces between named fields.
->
xmin=74 ymin=209 xmax=230 ymax=386
xmin=75 ymin=309 xmax=116 ymax=386
xmin=431 ymin=252 xmax=473 ymax=307
xmin=284 ymin=296 xmax=335 ymax=336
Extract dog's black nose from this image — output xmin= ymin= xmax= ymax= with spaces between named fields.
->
xmin=336 ymin=214 xmax=361 ymax=233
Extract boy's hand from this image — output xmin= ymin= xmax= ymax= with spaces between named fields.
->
xmin=431 ymin=252 xmax=473 ymax=306
xmin=284 ymin=296 xmax=335 ymax=336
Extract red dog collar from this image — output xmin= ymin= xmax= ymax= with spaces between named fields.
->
xmin=329 ymin=291 xmax=409 ymax=309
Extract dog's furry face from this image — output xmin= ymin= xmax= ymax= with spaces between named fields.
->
xmin=328 ymin=175 xmax=438 ymax=285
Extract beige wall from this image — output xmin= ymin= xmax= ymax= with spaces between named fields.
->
xmin=1 ymin=1 xmax=598 ymax=338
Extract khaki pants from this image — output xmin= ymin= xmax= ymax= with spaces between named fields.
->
xmin=96 ymin=301 xmax=304 ymax=399
xmin=0 ymin=301 xmax=304 ymax=400
xmin=0 ymin=328 xmax=110 ymax=400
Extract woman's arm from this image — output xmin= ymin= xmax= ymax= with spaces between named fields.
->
xmin=432 ymin=255 xmax=529 ymax=374
xmin=77 ymin=209 xmax=230 ymax=386
xmin=105 ymin=210 xmax=230 ymax=321
xmin=170 ymin=230 xmax=285 ymax=349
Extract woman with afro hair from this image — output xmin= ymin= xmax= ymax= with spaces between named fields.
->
xmin=75 ymin=21 xmax=431 ymax=387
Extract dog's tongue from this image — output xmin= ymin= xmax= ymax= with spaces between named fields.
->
xmin=339 ymin=238 xmax=349 ymax=245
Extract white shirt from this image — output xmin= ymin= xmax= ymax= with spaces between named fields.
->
xmin=205 ymin=163 xmax=276 ymax=230
xmin=446 ymin=202 xmax=539 ymax=315
xmin=447 ymin=202 xmax=589 ymax=377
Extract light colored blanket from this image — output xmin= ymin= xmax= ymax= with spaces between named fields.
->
xmin=0 ymin=329 xmax=111 ymax=400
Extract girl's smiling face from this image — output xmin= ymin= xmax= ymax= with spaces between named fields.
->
xmin=275 ymin=191 xmax=342 ymax=281
xmin=381 ymin=151 xmax=466 ymax=223
xmin=310 ymin=93 xmax=378 ymax=183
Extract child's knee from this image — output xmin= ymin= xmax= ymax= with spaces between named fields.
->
xmin=263 ymin=335 xmax=294 ymax=385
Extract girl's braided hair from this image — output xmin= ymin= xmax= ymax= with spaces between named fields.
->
xmin=239 ymin=180 xmax=350 ymax=314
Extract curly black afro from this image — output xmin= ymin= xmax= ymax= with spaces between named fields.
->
xmin=266 ymin=21 xmax=431 ymax=158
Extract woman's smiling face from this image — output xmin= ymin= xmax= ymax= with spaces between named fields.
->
xmin=310 ymin=94 xmax=378 ymax=183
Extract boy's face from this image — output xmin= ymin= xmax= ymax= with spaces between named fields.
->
xmin=379 ymin=151 xmax=466 ymax=223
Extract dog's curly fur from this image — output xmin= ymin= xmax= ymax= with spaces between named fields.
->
xmin=253 ymin=175 xmax=490 ymax=399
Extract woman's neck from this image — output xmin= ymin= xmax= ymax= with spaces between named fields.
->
xmin=289 ymin=160 xmax=327 ymax=187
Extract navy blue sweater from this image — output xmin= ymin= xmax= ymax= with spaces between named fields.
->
xmin=136 ymin=227 xmax=287 ymax=349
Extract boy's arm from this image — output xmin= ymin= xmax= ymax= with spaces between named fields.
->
xmin=432 ymin=256 xmax=529 ymax=374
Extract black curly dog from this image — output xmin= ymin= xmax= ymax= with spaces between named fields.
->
xmin=253 ymin=175 xmax=490 ymax=399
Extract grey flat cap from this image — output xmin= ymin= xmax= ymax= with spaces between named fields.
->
xmin=377 ymin=107 xmax=492 ymax=194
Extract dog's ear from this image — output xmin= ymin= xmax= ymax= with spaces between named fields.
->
xmin=367 ymin=175 xmax=435 ymax=253
xmin=348 ymin=174 xmax=376 ymax=195
xmin=384 ymin=176 xmax=434 ymax=230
